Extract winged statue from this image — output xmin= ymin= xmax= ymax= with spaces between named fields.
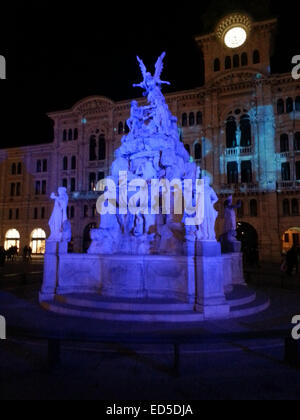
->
xmin=133 ymin=52 xmax=170 ymax=95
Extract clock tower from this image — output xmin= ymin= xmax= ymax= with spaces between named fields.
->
xmin=195 ymin=13 xmax=277 ymax=83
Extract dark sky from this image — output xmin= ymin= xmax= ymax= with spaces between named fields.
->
xmin=1 ymin=0 xmax=299 ymax=147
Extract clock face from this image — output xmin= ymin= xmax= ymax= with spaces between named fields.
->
xmin=224 ymin=26 xmax=247 ymax=49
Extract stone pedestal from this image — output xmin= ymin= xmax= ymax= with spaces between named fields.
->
xmin=220 ymin=235 xmax=241 ymax=254
xmin=194 ymin=255 xmax=230 ymax=319
xmin=184 ymin=240 xmax=221 ymax=257
xmin=39 ymin=240 xmax=69 ymax=302
xmin=39 ymin=240 xmax=59 ymax=302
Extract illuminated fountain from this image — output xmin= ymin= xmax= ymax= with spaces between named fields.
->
xmin=40 ymin=54 xmax=269 ymax=322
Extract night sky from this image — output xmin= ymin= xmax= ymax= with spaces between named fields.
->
xmin=1 ymin=0 xmax=299 ymax=148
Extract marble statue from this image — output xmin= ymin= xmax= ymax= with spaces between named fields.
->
xmin=88 ymin=53 xmax=219 ymax=257
xmin=220 ymin=195 xmax=242 ymax=253
xmin=222 ymin=195 xmax=241 ymax=241
xmin=197 ymin=177 xmax=218 ymax=241
xmin=48 ymin=187 xmax=69 ymax=241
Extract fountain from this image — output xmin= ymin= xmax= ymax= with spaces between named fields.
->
xmin=40 ymin=53 xmax=269 ymax=321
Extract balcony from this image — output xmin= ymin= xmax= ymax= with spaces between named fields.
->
xmin=277 ymin=181 xmax=300 ymax=191
xmin=70 ymin=191 xmax=102 ymax=200
xmin=225 ymin=147 xmax=253 ymax=157
xmin=220 ymin=183 xmax=259 ymax=193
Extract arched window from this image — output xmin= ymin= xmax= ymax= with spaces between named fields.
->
xmin=17 ymin=163 xmax=22 ymax=175
xmin=292 ymin=199 xmax=299 ymax=215
xmin=233 ymin=54 xmax=240 ymax=68
xmin=89 ymin=135 xmax=97 ymax=161
xmin=296 ymin=161 xmax=300 ymax=180
xmin=253 ymin=50 xmax=260 ymax=64
xmin=277 ymin=99 xmax=284 ymax=115
xmin=226 ymin=116 xmax=237 ymax=148
xmin=4 ymin=229 xmax=20 ymax=251
xmin=227 ymin=162 xmax=238 ymax=184
xmin=241 ymin=52 xmax=248 ymax=66
xmin=189 ymin=112 xmax=195 ymax=126
xmin=283 ymin=199 xmax=290 ymax=216
xmin=280 ymin=134 xmax=289 ymax=153
xmin=182 ymin=113 xmax=188 ymax=127
xmin=250 ymin=199 xmax=258 ymax=217
xmin=194 ymin=143 xmax=202 ymax=160
xmin=225 ymin=56 xmax=232 ymax=70
xmin=118 ymin=122 xmax=124 ymax=134
xmin=286 ymin=98 xmax=294 ymax=114
xmin=11 ymin=163 xmax=16 ymax=175
xmin=63 ymin=130 xmax=67 ymax=141
xmin=71 ymin=156 xmax=76 ymax=170
xmin=241 ymin=161 xmax=252 ymax=183
xmin=214 ymin=58 xmax=220 ymax=72
xmin=281 ymin=162 xmax=291 ymax=181
xmin=196 ymin=111 xmax=203 ymax=125
xmin=74 ymin=128 xmax=78 ymax=140
xmin=98 ymin=135 xmax=106 ymax=161
xmin=184 ymin=144 xmax=191 ymax=155
xmin=296 ymin=96 xmax=300 ymax=112
xmin=30 ymin=229 xmax=46 ymax=254
xmin=63 ymin=156 xmax=68 ymax=170
xmin=124 ymin=121 xmax=130 ymax=134
xmin=68 ymin=129 xmax=73 ymax=141
xmin=237 ymin=201 xmax=244 ymax=218
xmin=240 ymin=114 xmax=251 ymax=147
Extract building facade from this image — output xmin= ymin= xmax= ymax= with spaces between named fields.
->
xmin=0 ymin=15 xmax=300 ymax=261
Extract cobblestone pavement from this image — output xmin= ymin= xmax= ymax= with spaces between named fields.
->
xmin=0 ymin=261 xmax=300 ymax=400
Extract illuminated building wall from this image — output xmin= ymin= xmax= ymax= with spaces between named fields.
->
xmin=0 ymin=16 xmax=299 ymax=261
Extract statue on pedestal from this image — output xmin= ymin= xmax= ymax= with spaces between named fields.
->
xmin=48 ymin=187 xmax=69 ymax=242
xmin=220 ymin=195 xmax=242 ymax=253
xmin=197 ymin=177 xmax=218 ymax=241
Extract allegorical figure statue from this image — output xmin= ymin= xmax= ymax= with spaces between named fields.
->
xmin=48 ymin=187 xmax=69 ymax=241
xmin=197 ymin=177 xmax=218 ymax=241
xmin=222 ymin=195 xmax=241 ymax=242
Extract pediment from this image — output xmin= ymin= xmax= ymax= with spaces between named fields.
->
xmin=208 ymin=70 xmax=266 ymax=88
xmin=73 ymin=96 xmax=115 ymax=114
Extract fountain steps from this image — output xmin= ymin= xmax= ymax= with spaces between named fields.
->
xmin=40 ymin=286 xmax=270 ymax=322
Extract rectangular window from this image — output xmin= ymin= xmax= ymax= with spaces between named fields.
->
xmin=42 ymin=180 xmax=46 ymax=195
xmin=35 ymin=181 xmax=40 ymax=195
xmin=15 ymin=209 xmax=19 ymax=220
xmin=71 ymin=178 xmax=76 ymax=192
xmin=41 ymin=207 xmax=45 ymax=219
xmin=281 ymin=162 xmax=291 ymax=181
xmin=241 ymin=161 xmax=252 ymax=183
xmin=16 ymin=183 xmax=21 ymax=196
xmin=34 ymin=208 xmax=38 ymax=219
xmin=10 ymin=183 xmax=15 ymax=197
xmin=227 ymin=162 xmax=238 ymax=184
xmin=8 ymin=209 xmax=13 ymax=220
xmin=296 ymin=162 xmax=300 ymax=181
xmin=43 ymin=159 xmax=48 ymax=172
xmin=62 ymin=178 xmax=68 ymax=189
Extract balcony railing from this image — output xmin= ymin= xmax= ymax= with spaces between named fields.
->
xmin=277 ymin=181 xmax=300 ymax=191
xmin=220 ymin=183 xmax=259 ymax=193
xmin=226 ymin=146 xmax=253 ymax=156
